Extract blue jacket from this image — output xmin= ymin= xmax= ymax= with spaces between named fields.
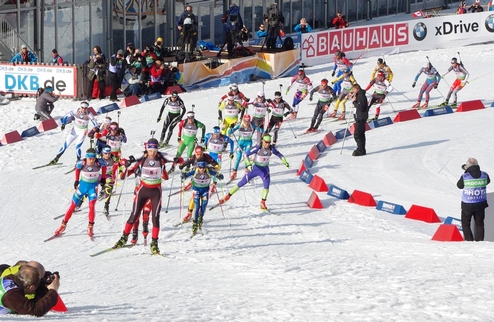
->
xmin=294 ymin=23 xmax=312 ymax=34
xmin=10 ymin=51 xmax=37 ymax=63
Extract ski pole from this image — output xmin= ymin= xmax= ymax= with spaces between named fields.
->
xmin=262 ymin=81 xmax=265 ymax=93
xmin=179 ymin=178 xmax=184 ymax=223
xmin=351 ymin=47 xmax=368 ymax=65
xmin=457 ymin=51 xmax=463 ymax=64
xmin=164 ymin=171 xmax=176 ymax=213
xmin=391 ymin=87 xmax=414 ymax=102
xmin=117 ymin=111 xmax=121 ymax=126
xmin=284 ymin=117 xmax=297 ymax=139
xmin=386 ymin=98 xmax=397 ymax=115
xmin=340 ymin=106 xmax=354 ymax=154
xmin=114 ymin=173 xmax=128 ymax=211
xmin=215 ymin=182 xmax=229 ymax=226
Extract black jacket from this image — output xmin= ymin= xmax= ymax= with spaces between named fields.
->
xmin=353 ymin=89 xmax=369 ymax=121
xmin=457 ymin=165 xmax=490 ymax=211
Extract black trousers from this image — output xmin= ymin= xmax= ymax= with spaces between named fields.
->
xmin=461 ymin=209 xmax=485 ymax=241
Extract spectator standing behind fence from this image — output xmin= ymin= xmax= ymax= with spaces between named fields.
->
xmin=457 ymin=158 xmax=490 ymax=241
xmin=457 ymin=1 xmax=467 ymax=14
xmin=50 ymin=49 xmax=63 ymax=64
xmin=86 ymin=54 xmax=107 ymax=100
xmin=108 ymin=49 xmax=126 ymax=102
xmin=294 ymin=18 xmax=312 ymax=34
xmin=331 ymin=11 xmax=349 ymax=29
xmin=264 ymin=3 xmax=284 ymax=51
xmin=10 ymin=44 xmax=37 ymax=63
xmin=468 ymin=0 xmax=484 ymax=12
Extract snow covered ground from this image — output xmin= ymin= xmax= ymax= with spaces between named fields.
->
xmin=2 ymin=42 xmax=494 ymax=321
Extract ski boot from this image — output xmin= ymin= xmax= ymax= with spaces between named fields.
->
xmin=49 ymin=156 xmax=60 ymax=165
xmin=55 ymin=220 xmax=67 ymax=236
xmin=337 ymin=114 xmax=346 ymax=120
xmin=260 ymin=200 xmax=267 ymax=210
xmin=103 ymin=202 xmax=110 ymax=216
xmin=305 ymin=127 xmax=315 ymax=133
xmin=198 ymin=215 xmax=204 ymax=229
xmin=287 ymin=112 xmax=297 ymax=120
xmin=368 ymin=115 xmax=379 ymax=122
xmin=34 ymin=113 xmax=40 ymax=121
xmin=420 ymin=102 xmax=429 ymax=109
xmin=114 ymin=233 xmax=129 ymax=248
xmin=182 ymin=210 xmax=192 ymax=223
xmin=168 ymin=164 xmax=175 ymax=175
xmin=150 ymin=239 xmax=160 ymax=254
xmin=87 ymin=222 xmax=94 ymax=237
xmin=219 ymin=194 xmax=231 ymax=205
xmin=131 ymin=230 xmax=139 ymax=245
xmin=439 ymin=100 xmax=449 ymax=107
xmin=328 ymin=110 xmax=337 ymax=118
xmin=450 ymin=101 xmax=457 ymax=108
xmin=191 ymin=220 xmax=199 ymax=235
xmin=412 ymin=101 xmax=420 ymax=109
xmin=230 ymin=170 xmax=237 ymax=180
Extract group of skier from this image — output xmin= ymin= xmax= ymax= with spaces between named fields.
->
xmin=43 ymin=50 xmax=471 ymax=255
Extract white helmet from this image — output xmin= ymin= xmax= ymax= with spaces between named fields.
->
xmin=230 ymin=84 xmax=238 ymax=91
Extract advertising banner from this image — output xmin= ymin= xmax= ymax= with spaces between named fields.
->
xmin=301 ymin=12 xmax=494 ymax=64
xmin=0 ymin=64 xmax=77 ymax=96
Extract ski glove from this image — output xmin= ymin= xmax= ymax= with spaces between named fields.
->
xmin=282 ymin=157 xmax=289 ymax=168
xmin=74 ymin=180 xmax=79 ymax=189
xmin=266 ymin=98 xmax=272 ymax=103
xmin=178 ymin=164 xmax=184 ymax=170
xmin=331 ymin=70 xmax=336 ymax=77
xmin=180 ymin=173 xmax=186 ymax=180
xmin=157 ymin=117 xmax=161 ymax=122
xmin=412 ymin=82 xmax=416 ymax=88
xmin=217 ymin=173 xmax=224 ymax=180
xmin=100 ymin=177 xmax=106 ymax=185
xmin=177 ymin=137 xmax=181 ymax=143
xmin=285 ymin=86 xmax=290 ymax=95
xmin=94 ymin=127 xmax=100 ymax=133
xmin=61 ymin=124 xmax=65 ymax=131
xmin=214 ymin=164 xmax=221 ymax=172
xmin=200 ymin=137 xmax=205 ymax=143
xmin=229 ymin=153 xmax=234 ymax=159
xmin=309 ymin=97 xmax=313 ymax=101
xmin=434 ymin=84 xmax=438 ymax=89
xmin=246 ymin=162 xmax=253 ymax=172
xmin=284 ymin=111 xmax=291 ymax=117
xmin=173 ymin=157 xmax=181 ymax=163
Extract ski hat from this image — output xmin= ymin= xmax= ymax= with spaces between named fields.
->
xmin=321 ymin=79 xmax=328 ymax=85
xmin=257 ymin=92 xmax=265 ymax=97
xmin=262 ymin=133 xmax=272 ymax=142
xmin=227 ymin=95 xmax=235 ymax=100
xmin=230 ymin=84 xmax=238 ymax=91
xmin=147 ymin=138 xmax=159 ymax=150
xmin=156 ymin=37 xmax=163 ymax=44
xmin=86 ymin=148 xmax=97 ymax=158
xmin=117 ymin=49 xmax=125 ymax=56
xmin=104 ymin=116 xmax=112 ymax=124
xmin=44 ymin=86 xmax=54 ymax=93
xmin=334 ymin=51 xmax=342 ymax=57
xmin=213 ymin=126 xmax=221 ymax=134
xmin=243 ymin=114 xmax=251 ymax=122
xmin=462 ymin=157 xmax=478 ymax=170
xmin=102 ymin=145 xmax=112 ymax=154
xmin=297 ymin=69 xmax=305 ymax=76
xmin=451 ymin=57 xmax=458 ymax=64
xmin=197 ymin=161 xmax=206 ymax=168
xmin=80 ymin=101 xmax=89 ymax=108
xmin=274 ymin=91 xmax=282 ymax=99
xmin=186 ymin=111 xmax=195 ymax=118
xmin=21 ymin=44 xmax=27 ymax=49
xmin=377 ymin=58 xmax=384 ymax=64
xmin=423 ymin=62 xmax=430 ymax=69
xmin=171 ymin=91 xmax=178 ymax=98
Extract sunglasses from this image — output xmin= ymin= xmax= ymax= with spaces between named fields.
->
xmin=110 ymin=126 xmax=118 ymax=130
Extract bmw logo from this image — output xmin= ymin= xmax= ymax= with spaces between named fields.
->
xmin=485 ymin=14 xmax=494 ymax=33
xmin=413 ymin=22 xmax=427 ymax=41
xmin=149 ymin=161 xmax=155 ymax=166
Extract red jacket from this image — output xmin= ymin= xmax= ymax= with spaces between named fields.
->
xmin=332 ymin=16 xmax=349 ymax=29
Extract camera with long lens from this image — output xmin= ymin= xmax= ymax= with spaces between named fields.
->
xmin=41 ymin=271 xmax=59 ymax=285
